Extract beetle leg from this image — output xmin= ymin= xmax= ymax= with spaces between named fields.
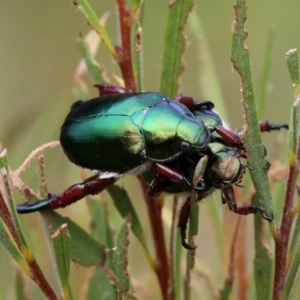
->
xmin=147 ymin=172 xmax=163 ymax=197
xmin=178 ymin=199 xmax=197 ymax=250
xmin=16 ymin=175 xmax=119 ymax=213
xmin=152 ymin=163 xmax=205 ymax=191
xmin=212 ymin=121 xmax=287 ymax=151
xmin=173 ymin=95 xmax=195 ymax=109
xmin=221 ymin=185 xmax=271 ymax=220
xmin=259 ymin=121 xmax=289 ymax=132
xmin=191 ymin=101 xmax=215 ymax=111
xmin=221 ymin=192 xmax=227 ymax=204
xmin=193 ymin=155 xmax=209 ymax=186
xmin=214 ymin=126 xmax=245 ymax=149
xmin=174 ymin=95 xmax=215 ymax=111
xmin=94 ymin=84 xmax=131 ymax=96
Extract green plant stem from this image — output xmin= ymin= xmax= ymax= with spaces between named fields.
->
xmin=231 ymin=0 xmax=273 ymax=219
xmin=230 ymin=2 xmax=276 ymax=299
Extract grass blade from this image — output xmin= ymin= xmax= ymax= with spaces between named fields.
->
xmin=160 ymin=0 xmax=194 ymax=97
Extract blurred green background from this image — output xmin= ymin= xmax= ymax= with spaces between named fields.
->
xmin=0 ymin=1 xmax=298 ymax=299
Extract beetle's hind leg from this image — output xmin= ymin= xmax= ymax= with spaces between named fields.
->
xmin=16 ymin=174 xmax=119 ymax=213
xmin=221 ymin=185 xmax=273 ymax=221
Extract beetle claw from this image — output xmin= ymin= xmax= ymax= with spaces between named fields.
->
xmin=181 ymin=239 xmax=197 ymax=250
xmin=180 ymin=227 xmax=197 ymax=250
xmin=255 ymin=206 xmax=274 ymax=221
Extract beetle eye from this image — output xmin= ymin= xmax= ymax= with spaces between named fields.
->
xmin=180 ymin=141 xmax=191 ymax=152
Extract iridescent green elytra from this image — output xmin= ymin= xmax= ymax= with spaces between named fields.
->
xmin=60 ymin=92 xmax=211 ymax=173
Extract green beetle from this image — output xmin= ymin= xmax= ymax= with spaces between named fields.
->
xmin=17 ymin=88 xmax=221 ymax=213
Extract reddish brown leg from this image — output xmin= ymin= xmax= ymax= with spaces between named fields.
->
xmin=259 ymin=121 xmax=289 ymax=132
xmin=152 ymin=163 xmax=205 ymax=191
xmin=214 ymin=126 xmax=245 ymax=149
xmin=147 ymin=172 xmax=164 ymax=197
xmin=215 ymin=121 xmax=288 ymax=149
xmin=222 ymin=185 xmax=271 ymax=220
xmin=17 ymin=175 xmax=119 ymax=213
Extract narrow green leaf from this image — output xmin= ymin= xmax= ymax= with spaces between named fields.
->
xmin=160 ymin=0 xmax=194 ymax=97
xmin=113 ymin=217 xmax=130 ymax=298
xmin=184 ymin=241 xmax=194 ymax=300
xmin=87 ymin=199 xmax=114 ymax=247
xmin=0 ymin=149 xmax=34 ymax=268
xmin=52 ymin=224 xmax=72 ymax=300
xmin=286 ymin=49 xmax=300 ymax=165
xmin=107 ymin=185 xmax=150 ymax=256
xmin=282 ymin=249 xmax=300 ymax=300
xmin=87 ymin=198 xmax=115 ymax=273
xmin=253 ymin=210 xmax=273 ymax=300
xmin=219 ymin=278 xmax=233 ymax=300
xmin=289 ymin=206 xmax=300 ymax=263
xmin=286 ymin=49 xmax=300 ymax=87
xmin=188 ymin=192 xmax=199 ymax=241
xmin=174 ymin=228 xmax=182 ymax=300
xmin=282 ymin=49 xmax=300 ymax=300
xmin=131 ymin=0 xmax=144 ymax=12
xmin=43 ymin=210 xmax=106 ymax=267
xmin=184 ymin=193 xmax=198 ymax=300
xmin=87 ymin=269 xmax=117 ymax=300
xmin=15 ymin=270 xmax=27 ymax=300
xmin=77 ymin=36 xmax=103 ymax=83
xmin=0 ymin=218 xmax=29 ymax=276
xmin=74 ymin=0 xmax=118 ymax=59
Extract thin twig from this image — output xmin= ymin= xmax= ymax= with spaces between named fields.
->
xmin=138 ymin=176 xmax=170 ymax=300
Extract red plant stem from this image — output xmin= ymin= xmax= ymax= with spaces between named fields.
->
xmin=138 ymin=176 xmax=170 ymax=300
xmin=0 ymin=191 xmax=22 ymax=249
xmin=28 ymin=259 xmax=59 ymax=300
xmin=0 ymin=193 xmax=58 ymax=299
xmin=116 ymin=0 xmax=136 ymax=92
xmin=273 ymin=163 xmax=299 ymax=300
